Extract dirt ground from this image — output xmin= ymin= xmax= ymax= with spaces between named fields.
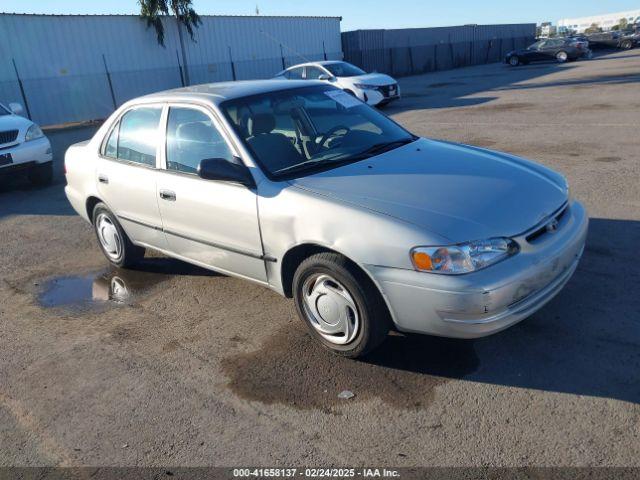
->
xmin=1 ymin=49 xmax=639 ymax=467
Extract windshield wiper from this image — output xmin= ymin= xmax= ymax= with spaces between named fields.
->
xmin=354 ymin=137 xmax=417 ymax=158
xmin=273 ymin=137 xmax=417 ymax=177
xmin=274 ymin=155 xmax=354 ymax=176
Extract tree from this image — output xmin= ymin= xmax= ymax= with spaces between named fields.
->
xmin=584 ymin=23 xmax=602 ymax=34
xmin=139 ymin=0 xmax=202 ymax=85
xmin=618 ymin=18 xmax=629 ymax=31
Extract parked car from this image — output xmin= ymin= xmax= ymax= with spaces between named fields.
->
xmin=275 ymin=61 xmax=400 ymax=107
xmin=64 ymin=81 xmax=588 ymax=357
xmin=567 ymin=35 xmax=594 ymax=59
xmin=0 ymin=102 xmax=53 ymax=185
xmin=506 ymin=38 xmax=582 ymax=65
xmin=621 ymin=30 xmax=640 ymax=49
xmin=586 ymin=31 xmax=634 ymax=50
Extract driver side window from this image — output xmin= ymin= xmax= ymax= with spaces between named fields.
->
xmin=165 ymin=107 xmax=234 ymax=175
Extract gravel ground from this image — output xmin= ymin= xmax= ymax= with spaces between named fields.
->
xmin=0 ymin=49 xmax=639 ymax=468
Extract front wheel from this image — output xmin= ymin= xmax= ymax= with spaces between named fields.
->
xmin=27 ymin=162 xmax=53 ymax=186
xmin=621 ymin=40 xmax=633 ymax=50
xmin=92 ymin=203 xmax=145 ymax=268
xmin=556 ymin=51 xmax=569 ymax=63
xmin=508 ymin=56 xmax=520 ymax=66
xmin=293 ymin=252 xmax=391 ymax=358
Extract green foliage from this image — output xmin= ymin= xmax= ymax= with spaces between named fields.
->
xmin=138 ymin=0 xmax=202 ymax=47
xmin=584 ymin=23 xmax=602 ymax=34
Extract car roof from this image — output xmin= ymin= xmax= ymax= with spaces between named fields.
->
xmin=284 ymin=60 xmax=345 ymax=70
xmin=132 ymin=79 xmax=325 ymax=106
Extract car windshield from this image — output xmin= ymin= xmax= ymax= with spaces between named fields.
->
xmin=221 ymin=85 xmax=415 ymax=179
xmin=0 ymin=104 xmax=9 ymax=116
xmin=528 ymin=41 xmax=544 ymax=49
xmin=323 ymin=62 xmax=367 ymax=78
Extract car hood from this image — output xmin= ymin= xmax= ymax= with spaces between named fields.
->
xmin=0 ymin=114 xmax=32 ymax=133
xmin=290 ymin=138 xmax=568 ymax=243
xmin=346 ymin=72 xmax=396 ymax=86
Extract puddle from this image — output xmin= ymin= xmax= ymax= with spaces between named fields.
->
xmin=37 ymin=258 xmax=213 ymax=310
xmin=221 ymin=323 xmax=479 ymax=411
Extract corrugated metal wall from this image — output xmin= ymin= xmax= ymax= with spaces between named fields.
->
xmin=342 ymin=24 xmax=536 ymax=77
xmin=0 ymin=14 xmax=342 ymax=126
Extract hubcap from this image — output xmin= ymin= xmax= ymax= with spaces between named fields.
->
xmin=558 ymin=52 xmax=568 ymax=62
xmin=96 ymin=213 xmax=122 ymax=260
xmin=301 ymin=274 xmax=360 ymax=345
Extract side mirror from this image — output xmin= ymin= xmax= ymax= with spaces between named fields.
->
xmin=318 ymin=73 xmax=333 ymax=81
xmin=8 ymin=102 xmax=24 ymax=115
xmin=198 ymin=158 xmax=255 ymax=188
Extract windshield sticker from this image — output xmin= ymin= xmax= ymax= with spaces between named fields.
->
xmin=325 ymin=90 xmax=362 ymax=109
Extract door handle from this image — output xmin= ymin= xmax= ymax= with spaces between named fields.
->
xmin=98 ymin=174 xmax=109 ymax=184
xmin=159 ymin=189 xmax=176 ymax=201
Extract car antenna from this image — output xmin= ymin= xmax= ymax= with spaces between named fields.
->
xmin=258 ymin=29 xmax=312 ymax=63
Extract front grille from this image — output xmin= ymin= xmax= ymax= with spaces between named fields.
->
xmin=526 ymin=204 xmax=569 ymax=243
xmin=0 ymin=130 xmax=19 ymax=145
xmin=377 ymin=84 xmax=398 ymax=97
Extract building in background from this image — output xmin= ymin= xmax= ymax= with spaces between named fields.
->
xmin=558 ymin=9 xmax=640 ymax=33
xmin=539 ymin=22 xmax=557 ymax=38
xmin=0 ymin=13 xmax=342 ymax=126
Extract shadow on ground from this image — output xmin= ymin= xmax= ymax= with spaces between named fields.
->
xmin=384 ymin=49 xmax=636 ymax=113
xmin=222 ymin=217 xmax=640 ymax=408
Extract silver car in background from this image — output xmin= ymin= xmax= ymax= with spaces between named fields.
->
xmin=64 ymin=80 xmax=588 ymax=357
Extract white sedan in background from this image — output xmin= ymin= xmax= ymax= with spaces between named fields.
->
xmin=275 ymin=61 xmax=400 ymax=107
xmin=0 ymin=102 xmax=53 ymax=185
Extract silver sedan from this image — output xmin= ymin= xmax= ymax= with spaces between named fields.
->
xmin=64 ymin=80 xmax=588 ymax=357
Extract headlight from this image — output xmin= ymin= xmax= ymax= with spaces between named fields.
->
xmin=25 ymin=124 xmax=44 ymax=142
xmin=410 ymin=238 xmax=519 ymax=275
xmin=353 ymin=83 xmax=378 ymax=90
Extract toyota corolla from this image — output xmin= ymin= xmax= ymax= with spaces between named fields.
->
xmin=64 ymin=80 xmax=588 ymax=357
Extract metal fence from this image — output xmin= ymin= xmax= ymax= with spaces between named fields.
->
xmin=342 ymin=24 xmax=536 ymax=77
xmin=0 ymin=14 xmax=342 ymax=126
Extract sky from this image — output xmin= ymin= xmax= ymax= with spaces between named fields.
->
xmin=1 ymin=0 xmax=639 ymax=31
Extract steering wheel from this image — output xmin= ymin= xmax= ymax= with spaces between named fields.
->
xmin=318 ymin=125 xmax=351 ymax=148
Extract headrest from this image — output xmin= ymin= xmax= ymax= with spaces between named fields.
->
xmin=176 ymin=122 xmax=211 ymax=143
xmin=248 ymin=113 xmax=276 ymax=136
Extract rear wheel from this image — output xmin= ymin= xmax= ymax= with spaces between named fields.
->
xmin=556 ymin=51 xmax=569 ymax=63
xmin=293 ymin=252 xmax=390 ymax=358
xmin=92 ymin=203 xmax=145 ymax=268
xmin=621 ymin=40 xmax=633 ymax=50
xmin=27 ymin=162 xmax=53 ymax=186
xmin=508 ymin=56 xmax=520 ymax=66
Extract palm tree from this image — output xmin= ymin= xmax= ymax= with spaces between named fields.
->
xmin=139 ymin=0 xmax=202 ymax=86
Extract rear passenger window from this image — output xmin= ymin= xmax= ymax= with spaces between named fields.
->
xmin=116 ymin=107 xmax=162 ymax=167
xmin=285 ymin=67 xmax=304 ymax=80
xmin=166 ymin=107 xmax=234 ymax=174
xmin=104 ymin=123 xmax=119 ymax=158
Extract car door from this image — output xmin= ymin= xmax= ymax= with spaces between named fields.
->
xmin=156 ymin=104 xmax=267 ymax=282
xmin=538 ymin=39 xmax=559 ymax=60
xmin=97 ymin=105 xmax=167 ymax=250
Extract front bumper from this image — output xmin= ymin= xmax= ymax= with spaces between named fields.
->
xmin=0 ymin=136 xmax=52 ymax=174
xmin=359 ymin=85 xmax=401 ymax=106
xmin=365 ymin=200 xmax=589 ymax=338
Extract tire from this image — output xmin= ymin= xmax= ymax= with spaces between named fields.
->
xmin=621 ymin=40 xmax=633 ymax=50
xmin=27 ymin=162 xmax=53 ymax=187
xmin=556 ymin=51 xmax=569 ymax=63
xmin=293 ymin=252 xmax=391 ymax=358
xmin=508 ymin=56 xmax=520 ymax=66
xmin=92 ymin=202 xmax=145 ymax=268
